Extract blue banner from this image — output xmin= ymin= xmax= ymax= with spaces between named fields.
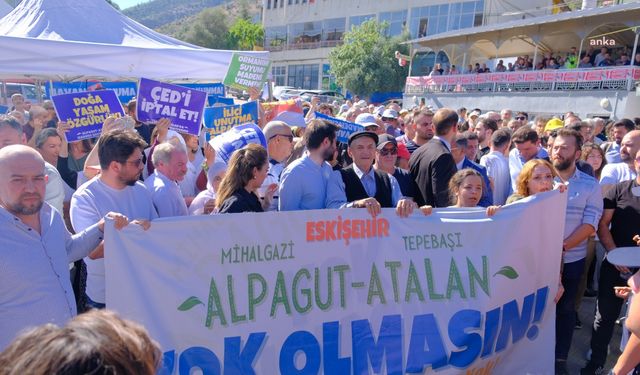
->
xmin=314 ymin=112 xmax=364 ymax=143
xmin=182 ymin=83 xmax=225 ymax=98
xmin=0 ymin=105 xmax=8 ymax=114
xmin=51 ymin=90 xmax=125 ymax=142
xmin=203 ymin=102 xmax=259 ymax=140
xmin=46 ymin=82 xmax=138 ymax=104
xmin=208 ymin=95 xmax=235 ymax=107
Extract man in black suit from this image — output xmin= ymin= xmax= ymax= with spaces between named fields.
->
xmin=409 ymin=108 xmax=459 ymax=207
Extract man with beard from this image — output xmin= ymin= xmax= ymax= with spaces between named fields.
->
xmin=279 ymin=119 xmax=338 ymax=211
xmin=0 ymin=145 xmax=135 ymax=350
xmin=71 ymin=131 xmax=157 ymax=309
xmin=599 ymin=130 xmax=640 ymax=192
xmin=474 ymin=117 xmax=498 ymax=161
xmin=601 ymin=119 xmax=635 ymax=164
xmin=551 ymin=128 xmax=603 ymax=375
xmin=145 ymin=140 xmax=189 ymax=217
xmin=404 ymin=110 xmax=434 ymax=154
xmin=582 ymin=148 xmax=640 ymax=375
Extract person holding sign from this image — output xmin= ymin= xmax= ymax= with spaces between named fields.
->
xmin=325 ymin=131 xmax=426 ymax=218
xmin=144 ymin=140 xmax=189 ymax=218
xmin=71 ymin=131 xmax=157 ymax=309
xmin=0 ymin=145 xmax=136 ymax=350
xmin=448 ymin=169 xmax=501 ymax=216
xmin=216 ymin=144 xmax=276 ymax=214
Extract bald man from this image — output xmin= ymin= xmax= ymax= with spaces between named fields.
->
xmin=0 ymin=145 xmax=132 ymax=350
xmin=600 ymin=130 xmax=640 ymax=193
xmin=259 ymin=121 xmax=294 ymax=211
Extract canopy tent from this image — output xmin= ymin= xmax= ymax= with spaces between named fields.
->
xmin=0 ymin=1 xmax=12 ymax=18
xmin=405 ymin=2 xmax=640 ymax=71
xmin=0 ymin=0 xmax=268 ymax=81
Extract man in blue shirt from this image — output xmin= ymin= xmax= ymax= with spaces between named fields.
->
xmin=279 ymin=119 xmax=338 ymax=211
xmin=450 ymin=134 xmax=493 ymax=207
xmin=509 ymin=126 xmax=549 ymax=191
xmin=551 ymin=128 xmax=603 ymax=375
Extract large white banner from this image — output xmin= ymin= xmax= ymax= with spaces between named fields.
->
xmin=106 ymin=190 xmax=566 ymax=375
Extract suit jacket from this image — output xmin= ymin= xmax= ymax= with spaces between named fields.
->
xmin=409 ymin=138 xmax=457 ymax=207
xmin=461 ymin=158 xmax=494 ymax=207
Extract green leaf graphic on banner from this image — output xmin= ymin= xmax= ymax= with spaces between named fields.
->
xmin=493 ymin=266 xmax=519 ymax=279
xmin=178 ymin=296 xmax=204 ymax=311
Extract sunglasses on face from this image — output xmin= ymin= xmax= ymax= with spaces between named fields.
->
xmin=122 ymin=158 xmax=143 ymax=168
xmin=269 ymin=134 xmax=293 ymax=142
xmin=379 ymin=147 xmax=398 ymax=156
xmin=516 ymin=116 xmax=526 ymax=121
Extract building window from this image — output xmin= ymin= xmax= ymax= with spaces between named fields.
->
xmin=289 ymin=22 xmax=321 ymax=46
xmin=322 ymin=18 xmax=345 ymax=42
xmin=410 ymin=1 xmax=484 ymax=38
xmin=267 ymin=0 xmax=271 ymax=9
xmin=272 ymin=66 xmax=286 ymax=86
xmin=274 ymin=0 xmax=278 ymax=8
xmin=288 ymin=64 xmax=319 ymax=89
xmin=349 ymin=14 xmax=375 ymax=30
xmin=379 ymin=10 xmax=407 ymax=37
xmin=321 ymin=64 xmax=338 ymax=90
xmin=264 ymin=26 xmax=287 ymax=48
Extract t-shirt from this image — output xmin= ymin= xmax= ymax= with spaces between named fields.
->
xmin=603 ymin=179 xmax=640 ymax=248
xmin=600 ymin=162 xmax=637 ymax=186
xmin=70 ymin=178 xmax=157 ymax=304
xmin=218 ymin=189 xmax=263 ymax=214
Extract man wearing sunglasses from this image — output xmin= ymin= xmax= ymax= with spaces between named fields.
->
xmin=259 ymin=121 xmax=294 ymax=211
xmin=71 ymin=130 xmax=157 ymax=310
xmin=374 ymin=134 xmax=419 ymax=201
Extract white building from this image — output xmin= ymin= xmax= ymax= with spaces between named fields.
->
xmin=262 ymin=0 xmax=551 ymax=90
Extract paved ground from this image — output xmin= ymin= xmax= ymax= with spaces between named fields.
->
xmin=568 ymin=293 xmax=625 ymax=374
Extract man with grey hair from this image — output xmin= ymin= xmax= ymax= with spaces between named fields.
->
xmin=0 ymin=144 xmax=133 ymax=350
xmin=145 ymin=140 xmax=189 ymax=217
xmin=259 ymin=121 xmax=293 ymax=211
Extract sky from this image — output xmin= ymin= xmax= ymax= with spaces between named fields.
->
xmin=113 ymin=0 xmax=151 ymax=10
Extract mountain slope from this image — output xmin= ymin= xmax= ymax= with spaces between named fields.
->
xmin=123 ymin=0 xmax=227 ymax=29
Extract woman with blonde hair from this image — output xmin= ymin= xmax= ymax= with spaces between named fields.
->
xmin=216 ymin=144 xmax=276 ymax=214
xmin=507 ymin=158 xmax=560 ymax=203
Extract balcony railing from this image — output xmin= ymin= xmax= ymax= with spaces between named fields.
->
xmin=405 ymin=67 xmax=640 ymax=94
xmin=265 ymin=39 xmax=343 ymax=52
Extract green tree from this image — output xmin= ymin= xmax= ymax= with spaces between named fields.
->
xmin=328 ymin=20 xmax=409 ymax=97
xmin=228 ymin=18 xmax=264 ymax=51
xmin=106 ymin=0 xmax=120 ymax=10
xmin=181 ymin=8 xmax=231 ymax=49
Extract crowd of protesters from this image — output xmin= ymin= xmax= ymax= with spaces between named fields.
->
xmin=3 ymin=89 xmax=640 ymax=375
xmin=430 ymin=45 xmax=640 ymax=76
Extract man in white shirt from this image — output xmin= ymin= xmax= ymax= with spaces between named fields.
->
xmin=178 ymin=133 xmax=204 ymax=202
xmin=145 ymin=140 xmax=189 ymax=217
xmin=0 ymin=115 xmax=64 ymax=214
xmin=509 ymin=127 xmax=549 ymax=191
xmin=0 ymin=145 xmax=133 ymax=350
xmin=258 ymin=121 xmax=294 ymax=211
xmin=480 ymin=128 xmax=512 ymax=205
xmin=71 ymin=130 xmax=157 ymax=309
xmin=600 ymin=130 xmax=640 ymax=191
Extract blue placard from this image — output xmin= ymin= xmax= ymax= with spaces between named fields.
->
xmin=203 ymin=101 xmax=259 ymax=140
xmin=136 ymin=78 xmax=208 ymax=136
xmin=0 ymin=105 xmax=8 ymax=114
xmin=51 ymin=90 xmax=125 ymax=142
xmin=314 ymin=112 xmax=364 ymax=143
xmin=46 ymin=82 xmax=138 ymax=104
xmin=182 ymin=83 xmax=225 ymax=97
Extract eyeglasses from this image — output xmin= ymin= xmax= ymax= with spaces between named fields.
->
xmin=269 ymin=134 xmax=293 ymax=142
xmin=380 ymin=147 xmax=398 ymax=156
xmin=122 ymin=158 xmax=143 ymax=168
xmin=515 ymin=116 xmax=527 ymax=121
